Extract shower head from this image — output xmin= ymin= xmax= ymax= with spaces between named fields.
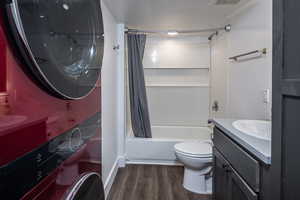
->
xmin=211 ymin=0 xmax=241 ymax=5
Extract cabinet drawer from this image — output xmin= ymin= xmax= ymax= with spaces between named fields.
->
xmin=229 ymin=166 xmax=258 ymax=200
xmin=213 ymin=127 xmax=260 ymax=192
xmin=214 ymin=149 xmax=258 ymax=200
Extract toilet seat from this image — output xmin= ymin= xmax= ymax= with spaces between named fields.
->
xmin=174 ymin=142 xmax=212 ymax=158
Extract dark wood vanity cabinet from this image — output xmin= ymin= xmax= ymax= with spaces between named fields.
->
xmin=213 ymin=127 xmax=271 ymax=200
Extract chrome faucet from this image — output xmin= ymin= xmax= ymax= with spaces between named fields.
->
xmin=212 ymin=100 xmax=219 ymax=112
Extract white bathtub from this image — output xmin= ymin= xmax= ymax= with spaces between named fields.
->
xmin=126 ymin=126 xmax=212 ymax=164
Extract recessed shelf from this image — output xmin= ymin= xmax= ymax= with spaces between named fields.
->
xmin=146 ymin=83 xmax=210 ymax=87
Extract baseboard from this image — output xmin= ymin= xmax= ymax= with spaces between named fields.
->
xmin=118 ymin=155 xmax=126 ymax=168
xmin=126 ymin=159 xmax=183 ymax=166
xmin=104 ymin=157 xmax=120 ymax=197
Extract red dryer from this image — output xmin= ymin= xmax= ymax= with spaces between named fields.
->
xmin=0 ymin=0 xmax=104 ymax=199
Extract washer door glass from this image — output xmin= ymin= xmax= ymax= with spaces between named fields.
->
xmin=65 ymin=173 xmax=105 ymax=200
xmin=11 ymin=0 xmax=104 ymax=99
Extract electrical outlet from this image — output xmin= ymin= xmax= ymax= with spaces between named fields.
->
xmin=263 ymin=89 xmax=270 ymax=103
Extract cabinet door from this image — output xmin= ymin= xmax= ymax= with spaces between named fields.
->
xmin=213 ymin=149 xmax=230 ymax=200
xmin=272 ymin=0 xmax=300 ymax=199
xmin=228 ymin=166 xmax=258 ymax=200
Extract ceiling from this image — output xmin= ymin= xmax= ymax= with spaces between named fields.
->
xmin=103 ymin=0 xmax=249 ymax=32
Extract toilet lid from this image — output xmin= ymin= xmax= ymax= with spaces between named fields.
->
xmin=175 ymin=142 xmax=212 ymax=158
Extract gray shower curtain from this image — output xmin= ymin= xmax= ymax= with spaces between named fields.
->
xmin=127 ymin=34 xmax=152 ymax=138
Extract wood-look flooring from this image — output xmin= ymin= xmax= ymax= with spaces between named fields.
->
xmin=107 ymin=165 xmax=212 ymax=200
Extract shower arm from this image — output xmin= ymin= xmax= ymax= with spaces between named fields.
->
xmin=208 ymin=24 xmax=231 ymax=40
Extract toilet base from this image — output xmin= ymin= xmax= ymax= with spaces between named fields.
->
xmin=183 ymin=167 xmax=212 ymax=194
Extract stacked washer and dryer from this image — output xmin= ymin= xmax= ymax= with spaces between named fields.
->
xmin=0 ymin=0 xmax=105 ymax=199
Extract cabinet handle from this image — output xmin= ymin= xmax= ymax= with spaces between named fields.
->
xmin=222 ymin=164 xmax=232 ymax=173
xmin=222 ymin=164 xmax=229 ymax=169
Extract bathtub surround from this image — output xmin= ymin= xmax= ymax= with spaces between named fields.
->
xmin=144 ymin=36 xmax=210 ymax=127
xmin=127 ymin=34 xmax=152 ymax=138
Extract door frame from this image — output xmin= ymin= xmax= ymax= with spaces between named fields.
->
xmin=271 ymin=0 xmax=285 ymax=199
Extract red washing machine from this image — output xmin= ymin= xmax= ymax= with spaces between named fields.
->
xmin=0 ymin=0 xmax=104 ymax=199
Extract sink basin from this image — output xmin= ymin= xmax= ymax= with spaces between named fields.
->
xmin=232 ymin=120 xmax=271 ymax=141
xmin=0 ymin=115 xmax=27 ymax=128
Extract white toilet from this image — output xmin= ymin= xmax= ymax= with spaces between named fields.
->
xmin=174 ymin=141 xmax=213 ymax=194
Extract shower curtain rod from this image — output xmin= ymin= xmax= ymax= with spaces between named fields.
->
xmin=125 ymin=24 xmax=231 ymax=35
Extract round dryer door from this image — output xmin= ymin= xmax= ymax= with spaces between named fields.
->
xmin=5 ymin=0 xmax=104 ymax=99
xmin=64 ymin=173 xmax=105 ymax=200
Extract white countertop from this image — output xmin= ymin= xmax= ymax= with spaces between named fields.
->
xmin=212 ymin=118 xmax=271 ymax=165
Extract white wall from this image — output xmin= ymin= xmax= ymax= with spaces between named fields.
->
xmin=211 ymin=0 xmax=272 ymax=120
xmin=101 ymin=1 xmax=121 ymax=191
xmin=116 ymin=24 xmax=126 ymax=166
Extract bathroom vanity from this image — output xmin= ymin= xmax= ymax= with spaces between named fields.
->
xmin=212 ymin=119 xmax=271 ymax=200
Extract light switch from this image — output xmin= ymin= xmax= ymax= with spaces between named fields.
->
xmin=263 ymin=89 xmax=270 ymax=103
